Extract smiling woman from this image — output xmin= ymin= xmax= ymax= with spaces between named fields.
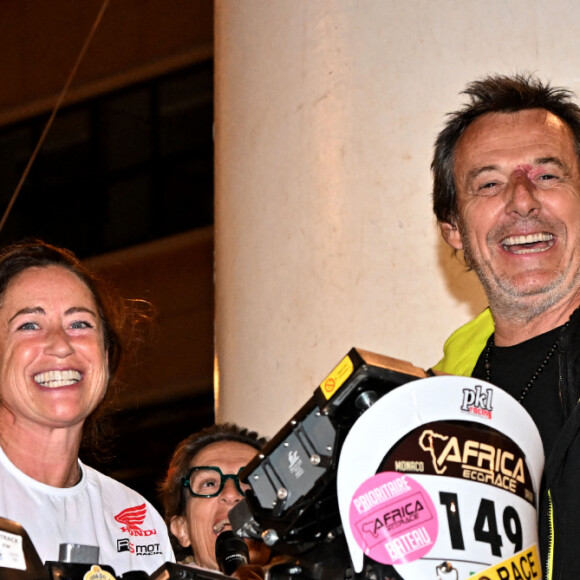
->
xmin=0 ymin=239 xmax=174 ymax=575
xmin=0 ymin=266 xmax=110 ymax=438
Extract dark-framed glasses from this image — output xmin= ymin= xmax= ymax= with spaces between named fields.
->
xmin=182 ymin=466 xmax=249 ymax=498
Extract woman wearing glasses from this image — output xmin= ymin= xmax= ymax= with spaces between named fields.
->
xmin=160 ymin=423 xmax=271 ymax=577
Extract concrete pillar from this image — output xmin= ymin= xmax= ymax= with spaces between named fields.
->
xmin=214 ymin=0 xmax=580 ymax=436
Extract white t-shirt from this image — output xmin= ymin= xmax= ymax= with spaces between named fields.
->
xmin=0 ymin=444 xmax=175 ymax=576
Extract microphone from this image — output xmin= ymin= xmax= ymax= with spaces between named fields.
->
xmin=215 ymin=531 xmax=249 ymax=575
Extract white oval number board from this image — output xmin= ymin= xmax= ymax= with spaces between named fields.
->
xmin=337 ymin=375 xmax=544 ymax=579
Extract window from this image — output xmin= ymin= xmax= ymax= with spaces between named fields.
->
xmin=0 ymin=60 xmax=214 ymax=258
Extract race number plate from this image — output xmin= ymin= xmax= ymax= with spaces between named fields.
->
xmin=337 ymin=376 xmax=544 ymax=579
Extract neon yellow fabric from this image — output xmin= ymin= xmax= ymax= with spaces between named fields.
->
xmin=432 ymin=307 xmax=494 ymax=376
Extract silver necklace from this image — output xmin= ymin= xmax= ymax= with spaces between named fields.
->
xmin=483 ymin=331 xmax=562 ymax=403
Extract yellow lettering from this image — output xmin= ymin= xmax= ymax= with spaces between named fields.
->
xmin=500 ymin=451 xmax=515 ymax=477
xmin=477 ymin=442 xmax=495 ymax=471
xmin=511 ymin=458 xmax=525 ymax=484
xmin=438 ymin=437 xmax=462 ymax=466
xmin=463 ymin=440 xmax=480 ymax=464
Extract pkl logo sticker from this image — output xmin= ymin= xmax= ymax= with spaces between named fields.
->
xmin=460 ymin=384 xmax=493 ymax=419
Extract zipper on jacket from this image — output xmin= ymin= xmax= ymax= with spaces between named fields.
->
xmin=546 ymin=489 xmax=554 ymax=579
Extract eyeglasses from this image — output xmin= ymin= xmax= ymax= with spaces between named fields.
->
xmin=182 ymin=466 xmax=249 ymax=498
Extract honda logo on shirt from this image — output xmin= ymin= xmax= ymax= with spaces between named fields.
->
xmin=114 ymin=504 xmax=157 ymax=536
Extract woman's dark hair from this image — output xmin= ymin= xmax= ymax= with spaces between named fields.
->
xmin=159 ymin=422 xmax=268 ymax=561
xmin=432 ymin=73 xmax=580 ymax=225
xmin=0 ymin=239 xmax=144 ymax=451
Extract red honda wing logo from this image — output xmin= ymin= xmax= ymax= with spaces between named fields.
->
xmin=115 ymin=503 xmax=147 ymax=532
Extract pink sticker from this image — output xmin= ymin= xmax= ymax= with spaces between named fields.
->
xmin=349 ymin=471 xmax=438 ymax=565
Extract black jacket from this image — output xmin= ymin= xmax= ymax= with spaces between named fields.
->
xmin=539 ymin=306 xmax=580 ymax=579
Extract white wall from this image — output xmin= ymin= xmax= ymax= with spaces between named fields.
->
xmin=214 ymin=0 xmax=580 ymax=436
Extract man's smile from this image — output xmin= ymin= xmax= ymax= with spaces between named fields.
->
xmin=500 ymin=232 xmax=555 ymax=254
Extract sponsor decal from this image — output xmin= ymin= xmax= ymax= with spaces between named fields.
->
xmin=468 ymin=545 xmax=541 ymax=579
xmin=319 ymin=355 xmax=354 ymax=400
xmin=349 ymin=472 xmax=438 ymax=565
xmin=134 ymin=543 xmax=162 ymax=556
xmin=0 ymin=531 xmax=26 ymax=570
xmin=382 ymin=422 xmax=535 ymax=504
xmin=461 ymin=384 xmax=494 ymax=419
xmin=114 ymin=504 xmax=157 ymax=537
xmin=288 ymin=449 xmax=304 ymax=478
xmin=116 ymin=538 xmax=162 ymax=556
xmin=393 ymin=460 xmax=424 ymax=473
xmin=83 ymin=565 xmax=116 ymax=580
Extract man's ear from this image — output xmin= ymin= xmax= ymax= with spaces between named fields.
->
xmin=170 ymin=515 xmax=192 ymax=548
xmin=439 ymin=220 xmax=464 ymax=251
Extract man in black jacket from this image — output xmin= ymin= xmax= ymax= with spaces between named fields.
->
xmin=433 ymin=73 xmax=580 ymax=579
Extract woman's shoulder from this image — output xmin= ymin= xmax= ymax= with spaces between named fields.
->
xmin=82 ymin=463 xmax=164 ymax=520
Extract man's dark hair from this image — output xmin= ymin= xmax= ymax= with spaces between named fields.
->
xmin=432 ymin=73 xmax=580 ymax=225
xmin=158 ymin=422 xmax=268 ymax=562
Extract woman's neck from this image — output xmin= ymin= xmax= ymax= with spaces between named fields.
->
xmin=0 ymin=409 xmax=83 ymax=488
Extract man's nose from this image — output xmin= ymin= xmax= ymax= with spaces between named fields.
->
xmin=504 ymin=172 xmax=541 ymax=217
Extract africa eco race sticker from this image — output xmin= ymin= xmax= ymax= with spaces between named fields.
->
xmin=0 ymin=530 xmax=26 ymax=570
xmin=83 ymin=565 xmax=116 ymax=580
xmin=468 ymin=545 xmax=541 ymax=579
xmin=319 ymin=354 xmax=354 ymax=400
xmin=349 ymin=471 xmax=438 ymax=565
xmin=381 ymin=420 xmax=536 ymax=505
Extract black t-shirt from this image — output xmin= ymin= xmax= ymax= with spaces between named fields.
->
xmin=472 ymin=325 xmax=564 ymax=458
